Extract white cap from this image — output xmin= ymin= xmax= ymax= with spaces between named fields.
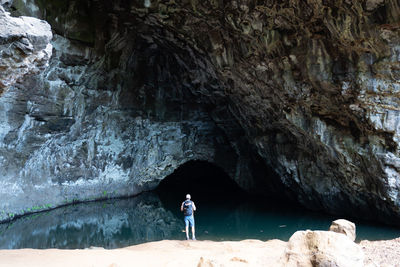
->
xmin=186 ymin=194 xmax=191 ymax=199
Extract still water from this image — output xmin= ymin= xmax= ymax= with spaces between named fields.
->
xmin=0 ymin=192 xmax=399 ymax=249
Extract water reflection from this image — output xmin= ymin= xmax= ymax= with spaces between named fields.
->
xmin=0 ymin=192 xmax=400 ymax=249
xmin=0 ymin=193 xmax=181 ymax=249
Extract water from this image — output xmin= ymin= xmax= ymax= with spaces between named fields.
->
xmin=0 ymin=192 xmax=399 ymax=249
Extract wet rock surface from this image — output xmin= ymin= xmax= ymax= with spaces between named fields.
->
xmin=0 ymin=0 xmax=400 ymax=224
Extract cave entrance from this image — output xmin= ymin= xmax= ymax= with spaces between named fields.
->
xmin=156 ymin=160 xmax=247 ymax=211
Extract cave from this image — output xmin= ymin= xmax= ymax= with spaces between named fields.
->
xmin=5 ymin=1 xmax=400 ymax=265
xmin=156 ymin=160 xmax=247 ymax=205
xmin=155 ymin=159 xmax=300 ymax=216
xmin=2 ymin=0 xmax=400 ymax=227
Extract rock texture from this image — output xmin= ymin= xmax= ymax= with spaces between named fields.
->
xmin=1 ymin=0 xmax=400 ymax=224
xmin=361 ymin=237 xmax=400 ymax=267
xmin=0 ymin=0 xmax=283 ymax=221
xmin=329 ymin=219 xmax=356 ymax=241
xmin=286 ymin=230 xmax=364 ymax=267
xmin=0 ymin=28 xmax=248 ymax=221
xmin=0 ymin=6 xmax=52 ymax=89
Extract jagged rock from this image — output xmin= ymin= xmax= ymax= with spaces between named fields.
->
xmin=329 ymin=219 xmax=356 ymax=242
xmin=365 ymin=0 xmax=386 ymax=11
xmin=0 ymin=0 xmax=11 ymax=8
xmin=0 ymin=5 xmax=52 ymax=89
xmin=0 ymin=30 xmax=250 ymax=221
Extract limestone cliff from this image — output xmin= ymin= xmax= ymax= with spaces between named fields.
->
xmin=1 ymin=0 xmax=400 ymax=224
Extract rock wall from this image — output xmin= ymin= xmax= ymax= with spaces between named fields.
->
xmin=0 ymin=4 xmax=267 ymax=222
xmin=1 ymin=0 xmax=400 ymax=224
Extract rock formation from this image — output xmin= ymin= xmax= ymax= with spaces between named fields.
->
xmin=0 ymin=3 xmax=254 ymax=221
xmin=0 ymin=5 xmax=52 ymax=89
xmin=0 ymin=0 xmax=400 ymax=224
xmin=329 ymin=218 xmax=356 ymax=241
xmin=284 ymin=219 xmax=363 ymax=266
xmin=285 ymin=230 xmax=364 ymax=267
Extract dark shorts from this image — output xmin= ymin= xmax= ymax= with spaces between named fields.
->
xmin=184 ymin=215 xmax=195 ymax=227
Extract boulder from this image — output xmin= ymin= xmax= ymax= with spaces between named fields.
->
xmin=329 ymin=219 xmax=356 ymax=242
xmin=285 ymin=230 xmax=364 ymax=267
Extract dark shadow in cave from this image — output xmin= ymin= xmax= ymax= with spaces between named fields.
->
xmin=156 ymin=160 xmax=248 ymax=214
xmin=154 ymin=160 xmax=321 ymax=241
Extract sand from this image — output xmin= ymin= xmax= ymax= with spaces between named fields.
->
xmin=0 ymin=238 xmax=399 ymax=267
xmin=360 ymin=238 xmax=400 ymax=267
xmin=0 ymin=239 xmax=287 ymax=267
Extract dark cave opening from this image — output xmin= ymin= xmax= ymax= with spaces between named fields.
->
xmin=155 ymin=159 xmax=304 ymax=220
xmin=156 ymin=160 xmax=248 ymax=210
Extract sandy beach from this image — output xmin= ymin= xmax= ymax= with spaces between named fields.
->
xmin=0 ymin=237 xmax=399 ymax=267
xmin=0 ymin=239 xmax=287 ymax=267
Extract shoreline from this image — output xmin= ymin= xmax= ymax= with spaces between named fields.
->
xmin=0 ymin=239 xmax=287 ymax=267
xmin=0 ymin=236 xmax=399 ymax=267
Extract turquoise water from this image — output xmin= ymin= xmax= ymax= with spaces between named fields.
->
xmin=0 ymin=192 xmax=399 ymax=249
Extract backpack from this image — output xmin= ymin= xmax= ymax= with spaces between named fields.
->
xmin=183 ymin=200 xmax=193 ymax=216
